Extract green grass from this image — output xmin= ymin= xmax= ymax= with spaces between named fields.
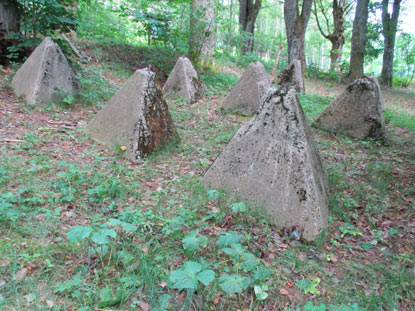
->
xmin=384 ymin=107 xmax=415 ymax=132
xmin=1 ymin=49 xmax=415 ymax=311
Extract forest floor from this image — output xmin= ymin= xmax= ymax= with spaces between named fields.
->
xmin=0 ymin=42 xmax=415 ymax=311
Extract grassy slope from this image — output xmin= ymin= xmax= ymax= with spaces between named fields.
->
xmin=0 ymin=43 xmax=414 ymax=311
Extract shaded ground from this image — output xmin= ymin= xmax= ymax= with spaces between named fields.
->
xmin=0 ymin=48 xmax=415 ymax=310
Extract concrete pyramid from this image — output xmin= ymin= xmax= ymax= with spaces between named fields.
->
xmin=204 ymin=87 xmax=329 ymax=240
xmin=11 ymin=37 xmax=80 ymax=105
xmin=87 ymin=68 xmax=178 ymax=163
xmin=276 ymin=60 xmax=305 ymax=93
xmin=315 ymin=75 xmax=386 ymax=141
xmin=223 ymin=61 xmax=271 ymax=115
xmin=162 ymin=56 xmax=205 ymax=103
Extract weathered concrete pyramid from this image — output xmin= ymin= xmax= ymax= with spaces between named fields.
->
xmin=11 ymin=37 xmax=80 ymax=105
xmin=162 ymin=56 xmax=205 ymax=103
xmin=315 ymin=75 xmax=386 ymax=141
xmin=223 ymin=61 xmax=271 ymax=115
xmin=204 ymin=87 xmax=329 ymax=240
xmin=87 ymin=68 xmax=178 ymax=163
xmin=276 ymin=60 xmax=305 ymax=93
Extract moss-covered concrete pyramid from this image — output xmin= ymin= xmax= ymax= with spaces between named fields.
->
xmin=87 ymin=68 xmax=178 ymax=162
xmin=11 ymin=37 xmax=80 ymax=105
xmin=204 ymin=87 xmax=329 ymax=240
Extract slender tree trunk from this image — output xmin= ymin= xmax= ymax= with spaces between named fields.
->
xmin=228 ymin=0 xmax=233 ymax=49
xmin=239 ymin=0 xmax=261 ymax=54
xmin=313 ymin=0 xmax=350 ymax=72
xmin=348 ymin=0 xmax=369 ymax=80
xmin=284 ymin=0 xmax=313 ymax=73
xmin=380 ymin=0 xmax=402 ymax=86
xmin=329 ymin=40 xmax=343 ymax=72
xmin=189 ymin=0 xmax=215 ymax=63
xmin=0 ymin=0 xmax=19 ymax=38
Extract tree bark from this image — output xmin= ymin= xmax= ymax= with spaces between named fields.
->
xmin=313 ymin=0 xmax=351 ymax=72
xmin=380 ymin=0 xmax=401 ymax=86
xmin=283 ymin=0 xmax=313 ymax=73
xmin=0 ymin=0 xmax=19 ymax=38
xmin=348 ymin=0 xmax=369 ymax=80
xmin=189 ymin=0 xmax=215 ymax=63
xmin=239 ymin=0 xmax=261 ymax=54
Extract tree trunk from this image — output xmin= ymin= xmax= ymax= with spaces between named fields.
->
xmin=380 ymin=0 xmax=402 ymax=86
xmin=189 ymin=0 xmax=215 ymax=63
xmin=348 ymin=0 xmax=369 ymax=80
xmin=329 ymin=39 xmax=343 ymax=72
xmin=0 ymin=0 xmax=19 ymax=38
xmin=239 ymin=0 xmax=261 ymax=54
xmin=313 ymin=0 xmax=350 ymax=72
xmin=284 ymin=0 xmax=313 ymax=73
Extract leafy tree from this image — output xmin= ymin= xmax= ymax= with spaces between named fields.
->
xmin=189 ymin=0 xmax=215 ymax=64
xmin=348 ymin=0 xmax=370 ymax=80
xmin=284 ymin=0 xmax=313 ymax=72
xmin=239 ymin=0 xmax=262 ymax=54
xmin=380 ymin=0 xmax=402 ymax=86
xmin=313 ymin=0 xmax=354 ymax=72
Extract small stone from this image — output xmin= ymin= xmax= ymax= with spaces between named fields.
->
xmin=86 ymin=68 xmax=178 ymax=162
xmin=204 ymin=87 xmax=329 ymax=240
xmin=162 ymin=56 xmax=205 ymax=103
xmin=222 ymin=61 xmax=271 ymax=115
xmin=11 ymin=37 xmax=80 ymax=105
xmin=315 ymin=75 xmax=386 ymax=141
xmin=276 ymin=60 xmax=304 ymax=93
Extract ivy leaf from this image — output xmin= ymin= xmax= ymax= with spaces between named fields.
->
xmin=253 ymin=266 xmax=272 ymax=282
xmin=98 ymin=287 xmax=123 ymax=308
xmin=121 ymin=221 xmax=137 ymax=232
xmin=169 ymin=261 xmax=202 ymax=290
xmin=254 ymin=285 xmax=269 ymax=301
xmin=100 ymin=228 xmax=117 ymax=238
xmin=296 ymin=278 xmax=321 ymax=295
xmin=169 ymin=261 xmax=215 ymax=291
xmin=182 ymin=230 xmax=208 ymax=252
xmin=303 ymin=301 xmax=327 ymax=311
xmin=230 ymin=202 xmax=247 ymax=213
xmin=67 ymin=226 xmax=93 ymax=243
xmin=217 ymin=232 xmax=242 ymax=249
xmin=91 ymin=231 xmax=111 ymax=245
xmin=196 ymin=269 xmax=215 ymax=286
xmin=219 ymin=274 xmax=251 ymax=294
xmin=206 ymin=189 xmax=222 ymax=201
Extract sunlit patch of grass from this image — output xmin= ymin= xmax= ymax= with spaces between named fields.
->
xmin=384 ymin=107 xmax=415 ymax=132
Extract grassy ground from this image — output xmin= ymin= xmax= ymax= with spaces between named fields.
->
xmin=0 ymin=43 xmax=414 ymax=311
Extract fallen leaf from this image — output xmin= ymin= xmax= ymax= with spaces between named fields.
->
xmin=0 ymin=259 xmax=10 ymax=267
xmin=280 ymin=287 xmax=289 ymax=296
xmin=140 ymin=301 xmax=150 ymax=311
xmin=46 ymin=300 xmax=54 ymax=308
xmin=13 ymin=268 xmax=28 ymax=284
xmin=160 ymin=281 xmax=167 ymax=288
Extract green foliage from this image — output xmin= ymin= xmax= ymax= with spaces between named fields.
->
xmin=219 ymin=274 xmax=251 ymax=294
xmin=230 ymin=202 xmax=247 ymax=213
xmin=169 ymin=261 xmax=215 ymax=291
xmin=182 ymin=229 xmax=208 ymax=253
xmin=296 ymin=278 xmax=321 ymax=295
xmin=217 ymin=232 xmax=243 ymax=248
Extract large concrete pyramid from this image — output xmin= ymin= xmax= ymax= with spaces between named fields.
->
xmin=222 ymin=61 xmax=271 ymax=115
xmin=162 ymin=56 xmax=205 ymax=103
xmin=315 ymin=75 xmax=386 ymax=141
xmin=87 ymin=68 xmax=178 ymax=163
xmin=11 ymin=37 xmax=80 ymax=105
xmin=204 ymin=87 xmax=329 ymax=240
